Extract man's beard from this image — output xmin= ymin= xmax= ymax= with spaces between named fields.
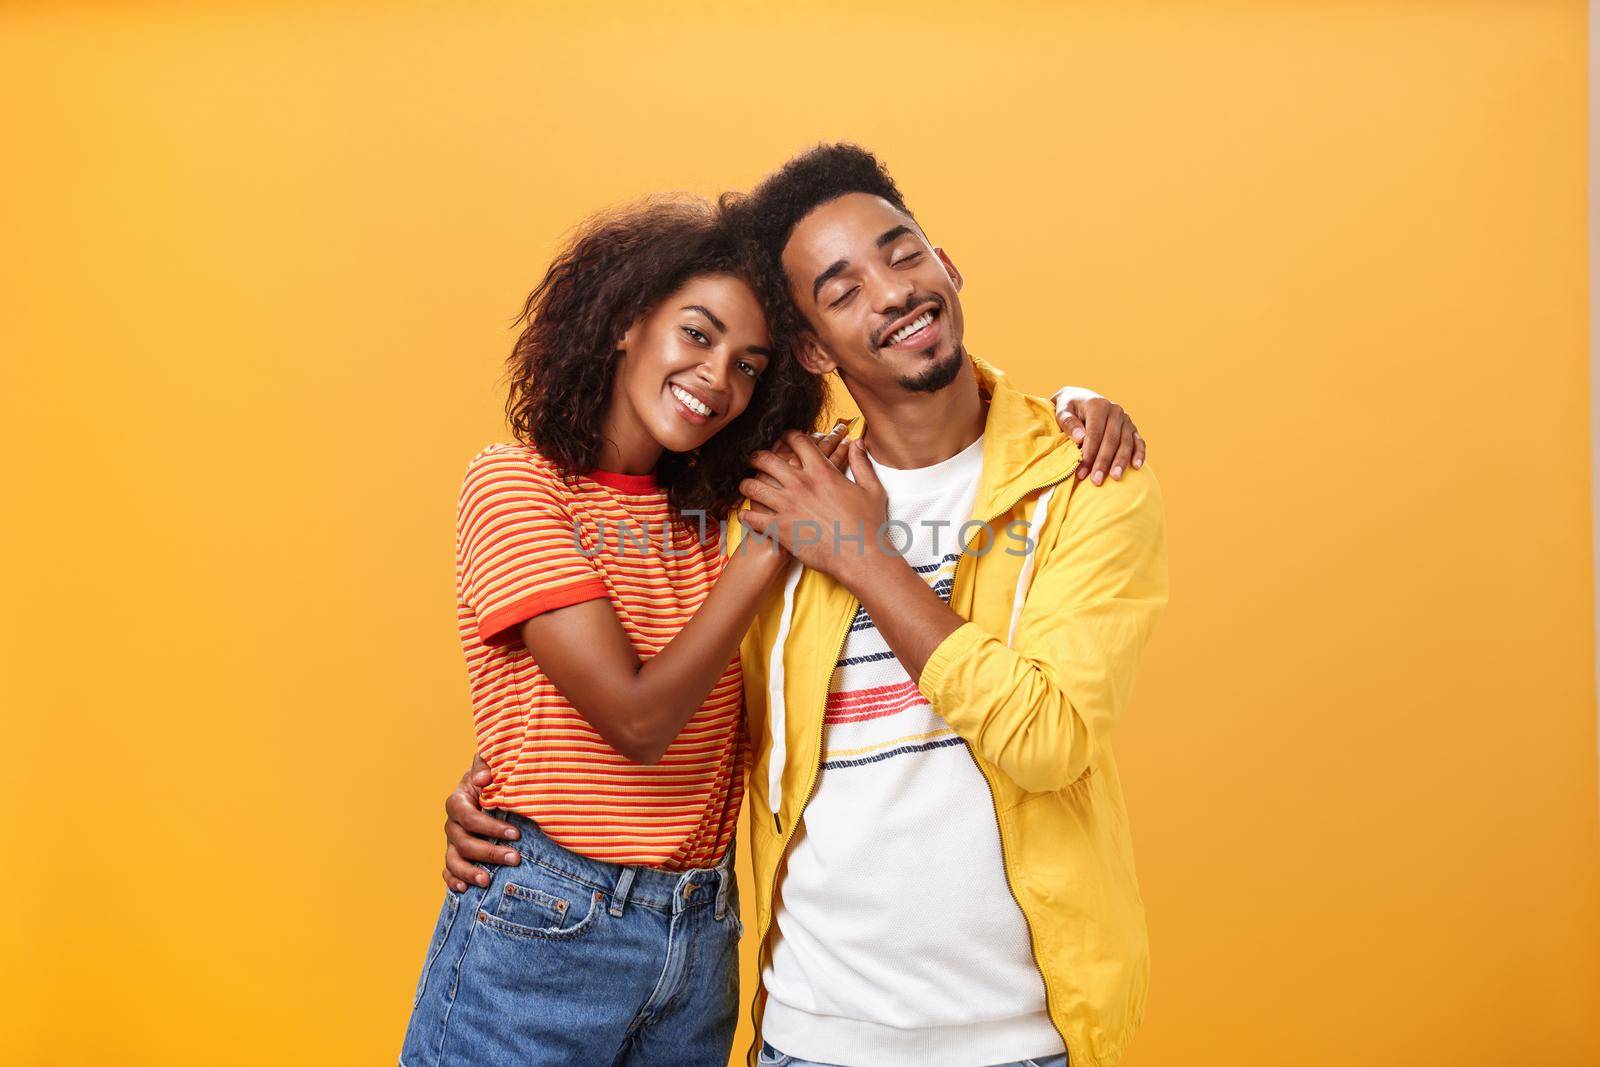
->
xmin=898 ymin=342 xmax=967 ymax=394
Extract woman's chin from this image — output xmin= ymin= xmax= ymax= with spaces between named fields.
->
xmin=654 ymin=422 xmax=716 ymax=455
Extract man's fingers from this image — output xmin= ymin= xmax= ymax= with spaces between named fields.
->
xmin=447 ymin=818 xmax=521 ymax=867
xmin=811 ymin=420 xmax=849 ymax=455
xmin=1132 ymin=431 xmax=1147 ymax=470
xmin=444 ymin=790 xmax=519 ymax=841
xmin=740 ymin=478 xmax=784 ymax=512
xmin=777 ymin=417 xmax=847 ymax=470
xmin=749 ymin=450 xmax=800 ymax=484
xmin=783 ymin=430 xmax=830 ymax=472
xmin=446 ymin=754 xmax=512 ymax=893
xmin=1110 ymin=423 xmax=1136 ymax=480
xmin=769 ymin=441 xmax=800 ymax=469
xmin=739 ymin=509 xmax=774 ymax=537
xmin=813 ymin=422 xmax=853 ymax=472
xmin=846 ymin=440 xmax=882 ymax=495
xmin=445 ymin=843 xmax=489 ymax=889
xmin=818 ymin=433 xmax=851 ymax=471
xmin=744 ymin=463 xmax=784 ymax=492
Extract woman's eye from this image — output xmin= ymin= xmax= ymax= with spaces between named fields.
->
xmin=682 ymin=326 xmax=709 ymax=344
xmin=736 ymin=361 xmax=761 ymax=379
xmin=829 ymin=286 xmax=858 ymax=310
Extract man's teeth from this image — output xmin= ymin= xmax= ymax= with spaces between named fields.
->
xmin=889 ymin=311 xmax=935 ymax=345
xmin=671 ymin=384 xmax=713 ymax=417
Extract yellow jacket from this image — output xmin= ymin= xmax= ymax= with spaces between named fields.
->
xmin=737 ymin=355 xmax=1169 ymax=1067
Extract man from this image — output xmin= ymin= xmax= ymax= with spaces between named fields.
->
xmin=725 ymin=145 xmax=1166 ymax=1067
xmin=441 ymin=146 xmax=1164 ymax=1067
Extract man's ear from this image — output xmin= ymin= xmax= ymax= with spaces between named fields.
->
xmin=795 ymin=333 xmax=838 ymax=376
xmin=935 ymin=247 xmax=963 ymax=292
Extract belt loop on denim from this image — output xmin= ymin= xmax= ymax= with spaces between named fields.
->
xmin=713 ymin=866 xmax=729 ymax=921
xmin=609 ymin=866 xmax=637 ymax=918
xmin=714 ymin=843 xmax=734 ymax=921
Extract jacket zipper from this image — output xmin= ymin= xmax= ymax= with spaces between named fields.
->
xmin=948 ymin=458 xmax=1080 ymax=1065
xmin=745 ymin=594 xmax=858 ymax=1066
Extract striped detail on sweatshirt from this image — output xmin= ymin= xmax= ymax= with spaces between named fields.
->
xmin=821 ymin=546 xmax=966 ymax=771
xmin=845 ymin=552 xmax=960 ymax=634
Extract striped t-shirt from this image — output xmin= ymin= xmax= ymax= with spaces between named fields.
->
xmin=763 ymin=434 xmax=1063 ymax=1066
xmin=454 ymin=443 xmax=743 ymax=870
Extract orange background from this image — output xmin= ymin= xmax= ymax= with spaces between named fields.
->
xmin=3 ymin=3 xmax=1597 ymax=1065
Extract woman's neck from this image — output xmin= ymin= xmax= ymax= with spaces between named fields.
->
xmin=594 ymin=388 xmax=664 ymax=475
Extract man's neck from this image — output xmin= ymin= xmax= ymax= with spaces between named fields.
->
xmin=856 ymin=357 xmax=986 ymax=470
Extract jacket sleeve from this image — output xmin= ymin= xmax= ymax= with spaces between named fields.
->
xmin=916 ymin=466 xmax=1169 ymax=792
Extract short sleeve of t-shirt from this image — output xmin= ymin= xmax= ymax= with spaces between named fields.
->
xmin=456 ymin=445 xmax=608 ymax=647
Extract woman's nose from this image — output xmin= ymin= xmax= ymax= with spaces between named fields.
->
xmin=695 ymin=356 xmax=731 ymax=394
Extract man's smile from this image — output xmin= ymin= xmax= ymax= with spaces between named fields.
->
xmin=877 ymin=301 xmax=943 ymax=352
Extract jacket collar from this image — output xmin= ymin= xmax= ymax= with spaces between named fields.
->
xmin=841 ymin=353 xmax=1081 ymax=521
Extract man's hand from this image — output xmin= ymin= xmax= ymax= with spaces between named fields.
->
xmin=738 ymin=433 xmax=889 ymax=582
xmin=742 ymin=421 xmax=852 ymax=516
xmin=442 ymin=754 xmax=521 ymax=893
xmin=1056 ymin=396 xmax=1146 ymax=485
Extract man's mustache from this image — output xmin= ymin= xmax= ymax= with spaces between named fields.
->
xmin=871 ymin=293 xmax=945 ymax=351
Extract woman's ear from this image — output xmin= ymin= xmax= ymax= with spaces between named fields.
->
xmin=795 ymin=334 xmax=837 ymax=376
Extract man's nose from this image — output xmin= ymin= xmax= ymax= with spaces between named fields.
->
xmin=869 ymin=272 xmax=915 ymax=316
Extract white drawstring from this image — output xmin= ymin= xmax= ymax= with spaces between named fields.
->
xmin=766 ymin=464 xmax=859 ymax=820
xmin=1006 ymin=482 xmax=1059 ymax=647
xmin=766 ymin=559 xmax=803 ymax=816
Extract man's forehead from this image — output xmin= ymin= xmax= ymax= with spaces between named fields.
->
xmin=782 ymin=192 xmax=922 ymax=264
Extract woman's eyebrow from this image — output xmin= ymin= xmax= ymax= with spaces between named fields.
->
xmin=682 ymin=305 xmax=726 ymax=332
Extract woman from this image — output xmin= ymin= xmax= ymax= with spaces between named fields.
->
xmin=401 ymin=197 xmax=1145 ymax=1067
xmin=400 ymin=197 xmax=835 ymax=1067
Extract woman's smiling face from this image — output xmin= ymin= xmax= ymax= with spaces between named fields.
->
xmin=610 ymin=272 xmax=774 ymax=461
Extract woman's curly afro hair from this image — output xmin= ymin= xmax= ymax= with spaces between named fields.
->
xmin=505 ymin=196 xmax=825 ymax=528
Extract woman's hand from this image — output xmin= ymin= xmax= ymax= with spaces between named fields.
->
xmin=1055 ymin=395 xmax=1147 ymax=485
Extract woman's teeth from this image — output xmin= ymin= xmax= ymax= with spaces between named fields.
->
xmin=670 ymin=383 xmax=714 ymax=417
xmin=889 ymin=311 xmax=935 ymax=345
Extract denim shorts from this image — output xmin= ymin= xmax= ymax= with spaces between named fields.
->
xmin=400 ymin=810 xmax=741 ymax=1067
